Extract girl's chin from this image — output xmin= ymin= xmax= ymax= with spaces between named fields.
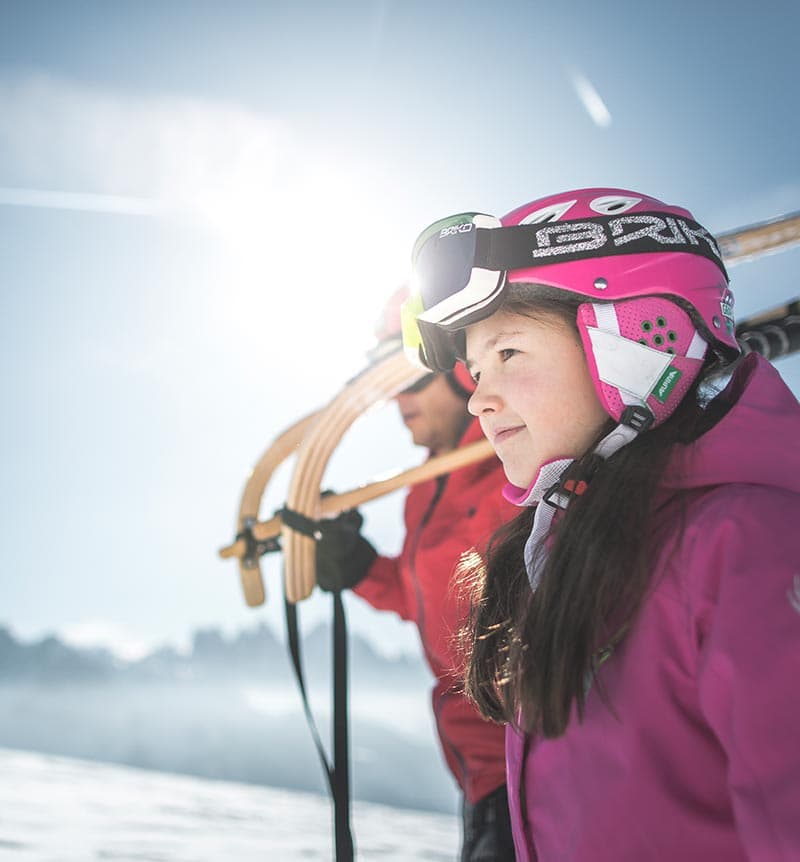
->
xmin=502 ymin=462 xmax=537 ymax=491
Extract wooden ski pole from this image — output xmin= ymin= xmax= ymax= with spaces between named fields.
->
xmin=718 ymin=210 xmax=800 ymax=263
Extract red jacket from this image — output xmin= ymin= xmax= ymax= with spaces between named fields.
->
xmin=354 ymin=418 xmax=517 ymax=803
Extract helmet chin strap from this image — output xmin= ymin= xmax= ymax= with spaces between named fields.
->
xmin=513 ymin=405 xmax=654 ymax=591
xmin=516 ymin=457 xmax=574 ymax=591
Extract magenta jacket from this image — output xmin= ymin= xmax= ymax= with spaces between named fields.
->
xmin=507 ymin=354 xmax=800 ymax=861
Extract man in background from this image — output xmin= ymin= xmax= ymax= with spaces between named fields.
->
xmin=314 ymin=286 xmax=517 ymax=861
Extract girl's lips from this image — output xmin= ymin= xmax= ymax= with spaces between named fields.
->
xmin=493 ymin=426 xmax=524 ymax=446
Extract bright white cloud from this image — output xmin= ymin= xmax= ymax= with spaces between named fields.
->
xmin=0 ymin=187 xmax=163 ymax=215
xmin=0 ymin=73 xmax=289 ymax=231
xmin=570 ymin=68 xmax=612 ymax=128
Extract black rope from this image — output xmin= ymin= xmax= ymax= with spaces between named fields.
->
xmin=279 ymin=506 xmax=322 ymax=538
xmin=283 ymin=582 xmax=354 ymax=862
xmin=332 ymin=590 xmax=353 ymax=861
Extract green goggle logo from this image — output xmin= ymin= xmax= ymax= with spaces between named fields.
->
xmin=411 ymin=212 xmax=481 ymax=263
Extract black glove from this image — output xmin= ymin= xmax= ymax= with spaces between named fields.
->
xmin=314 ymin=508 xmax=377 ymax=592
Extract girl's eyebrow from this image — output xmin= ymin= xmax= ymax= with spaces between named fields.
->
xmin=466 ymin=330 xmax=524 ymax=369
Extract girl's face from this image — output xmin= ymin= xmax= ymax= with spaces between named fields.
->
xmin=465 ymin=308 xmax=608 ymax=489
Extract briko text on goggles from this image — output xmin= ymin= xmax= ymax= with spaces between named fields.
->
xmin=400 ymin=210 xmax=728 ymax=371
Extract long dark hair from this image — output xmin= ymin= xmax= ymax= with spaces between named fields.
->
xmin=459 ymin=284 xmax=732 ymax=738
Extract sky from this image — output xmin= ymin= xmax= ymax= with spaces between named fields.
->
xmin=1 ymin=0 xmax=799 ymax=661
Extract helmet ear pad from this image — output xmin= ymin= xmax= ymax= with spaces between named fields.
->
xmin=577 ymin=297 xmax=708 ymax=428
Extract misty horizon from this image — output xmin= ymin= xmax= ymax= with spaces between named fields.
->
xmin=0 ymin=619 xmax=461 ymax=815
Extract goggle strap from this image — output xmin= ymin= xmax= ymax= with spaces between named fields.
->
xmin=475 ymin=212 xmax=728 ymax=279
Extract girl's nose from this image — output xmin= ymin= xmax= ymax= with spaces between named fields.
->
xmin=467 ymin=379 xmax=501 ymax=417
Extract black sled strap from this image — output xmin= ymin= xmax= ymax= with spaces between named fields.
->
xmin=284 ymin=588 xmax=354 ymax=862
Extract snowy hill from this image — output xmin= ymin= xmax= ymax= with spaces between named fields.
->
xmin=0 ymin=747 xmax=459 ymax=861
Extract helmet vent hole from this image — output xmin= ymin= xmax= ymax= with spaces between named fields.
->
xmin=638 ymin=339 xmax=648 ymax=345
xmin=653 ymin=334 xmax=664 ymax=346
xmin=656 ymin=316 xmax=667 ymax=327
xmin=667 ymin=331 xmax=677 ymax=342
xmin=666 ymin=347 xmax=676 ymax=355
xmin=641 ymin=321 xmax=653 ymax=332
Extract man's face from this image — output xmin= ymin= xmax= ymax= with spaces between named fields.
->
xmin=395 ymin=373 xmax=469 ymax=454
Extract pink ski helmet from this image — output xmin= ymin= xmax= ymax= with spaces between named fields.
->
xmin=502 ymin=189 xmax=736 ymax=351
xmin=404 ymin=188 xmax=737 ymax=431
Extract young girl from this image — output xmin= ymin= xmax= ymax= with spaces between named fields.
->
xmin=402 ymin=188 xmax=800 ymax=861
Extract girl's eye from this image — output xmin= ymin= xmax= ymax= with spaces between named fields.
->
xmin=499 ymin=348 xmax=518 ymax=361
xmin=470 ymin=370 xmax=480 ymax=384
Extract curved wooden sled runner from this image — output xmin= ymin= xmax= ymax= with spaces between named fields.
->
xmin=232 ymin=411 xmax=320 ymax=606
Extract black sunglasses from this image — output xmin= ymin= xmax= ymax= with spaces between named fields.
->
xmin=400 ymin=372 xmax=438 ymax=394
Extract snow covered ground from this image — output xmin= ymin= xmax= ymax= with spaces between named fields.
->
xmin=0 ymin=747 xmax=459 ymax=861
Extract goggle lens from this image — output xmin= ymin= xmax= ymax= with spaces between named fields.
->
xmin=411 ymin=213 xmax=482 ymax=312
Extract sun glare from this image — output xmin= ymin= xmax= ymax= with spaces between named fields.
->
xmin=195 ymin=150 xmax=412 ymax=381
xmin=0 ymin=75 xmax=416 ymax=392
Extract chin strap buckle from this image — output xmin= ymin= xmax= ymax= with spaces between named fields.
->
xmin=620 ymin=404 xmax=654 ymax=433
xmin=542 ymin=455 xmax=604 ymax=510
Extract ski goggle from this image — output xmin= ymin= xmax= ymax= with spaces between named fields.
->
xmin=401 ymin=213 xmax=505 ymax=371
xmin=401 ymin=210 xmax=728 ymax=371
